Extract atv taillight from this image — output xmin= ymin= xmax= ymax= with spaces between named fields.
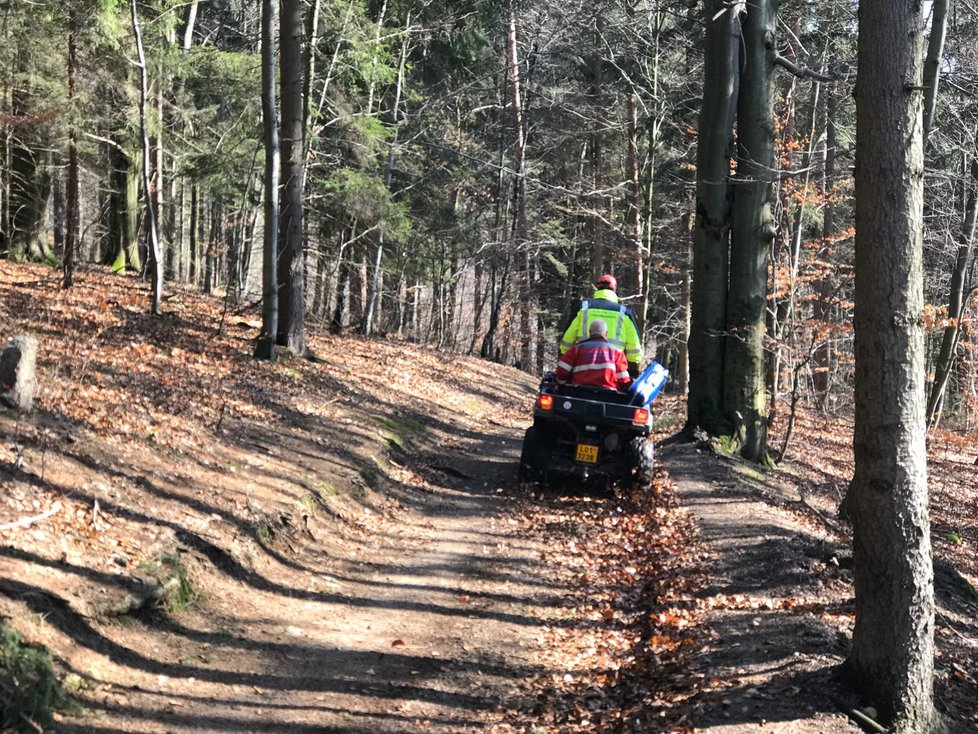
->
xmin=538 ymin=394 xmax=554 ymax=411
xmin=632 ymin=407 xmax=650 ymax=425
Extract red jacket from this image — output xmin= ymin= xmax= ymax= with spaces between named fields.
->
xmin=556 ymin=336 xmax=632 ymax=390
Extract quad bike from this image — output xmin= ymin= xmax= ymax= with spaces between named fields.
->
xmin=518 ymin=361 xmax=668 ymax=489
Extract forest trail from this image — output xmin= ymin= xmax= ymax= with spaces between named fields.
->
xmin=658 ymin=443 xmax=860 ymax=734
xmin=42 ymin=423 xmax=561 ymax=733
xmin=1 ymin=264 xmax=976 ymax=733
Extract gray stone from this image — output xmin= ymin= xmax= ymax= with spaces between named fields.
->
xmin=0 ymin=335 xmax=39 ymax=412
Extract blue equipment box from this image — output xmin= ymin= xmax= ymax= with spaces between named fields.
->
xmin=628 ymin=360 xmax=669 ymax=406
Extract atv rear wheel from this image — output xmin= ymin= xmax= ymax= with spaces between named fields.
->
xmin=518 ymin=426 xmax=551 ymax=482
xmin=628 ymin=435 xmax=654 ymax=489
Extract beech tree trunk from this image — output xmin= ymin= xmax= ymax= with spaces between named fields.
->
xmin=922 ymin=0 xmax=948 ymax=148
xmin=687 ymin=0 xmax=743 ymax=433
xmin=813 ymin=83 xmax=838 ymax=409
xmin=724 ymin=0 xmax=775 ymax=462
xmin=846 ymin=1 xmax=938 ymax=730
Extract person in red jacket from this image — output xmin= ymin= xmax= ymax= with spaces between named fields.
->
xmin=555 ymin=320 xmax=632 ymax=391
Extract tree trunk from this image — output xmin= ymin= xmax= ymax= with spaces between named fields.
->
xmin=225 ymin=200 xmax=239 ymax=298
xmin=481 ymin=74 xmax=510 ymax=360
xmin=925 ymin=159 xmax=978 ymax=427
xmin=175 ymin=177 xmax=187 ymax=282
xmin=677 ymin=237 xmax=691 ymax=396
xmin=8 ymin=105 xmax=52 ymax=259
xmin=724 ymin=0 xmax=775 ymax=463
xmin=349 ymin=244 xmax=367 ymax=325
xmin=311 ymin=235 xmax=329 ymax=317
xmin=298 ymin=0 xmax=320 ymax=307
xmin=687 ymin=0 xmax=743 ymax=433
xmin=588 ymin=15 xmax=606 ymax=284
xmin=481 ymin=257 xmax=511 ymax=360
xmin=331 ymin=246 xmax=351 ymax=334
xmin=813 ymin=83 xmax=838 ymax=409
xmin=277 ymin=0 xmax=306 ymax=353
xmin=63 ymin=10 xmax=79 ymax=289
xmin=166 ymin=155 xmax=179 ymax=280
xmin=130 ymin=0 xmax=163 ymax=314
xmin=188 ymin=181 xmax=198 ymax=283
xmin=846 ymin=1 xmax=938 ymax=730
xmin=182 ymin=0 xmax=200 ymax=51
xmin=204 ymin=200 xmax=218 ymax=294
xmin=52 ymin=160 xmax=66 ymax=258
xmin=154 ymin=86 xmax=167 ymax=276
xmin=922 ymin=0 xmax=948 ymax=148
xmin=0 ymin=86 xmax=7 ymax=258
xmin=506 ymin=3 xmax=531 ymax=372
xmin=625 ymin=91 xmax=645 ymax=330
xmin=468 ymin=261 xmax=484 ymax=354
xmin=363 ymin=16 xmax=410 ymax=336
xmin=769 ymin=75 xmax=821 ymax=414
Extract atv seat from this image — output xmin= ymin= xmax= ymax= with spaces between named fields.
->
xmin=558 ymin=384 xmax=634 ymax=405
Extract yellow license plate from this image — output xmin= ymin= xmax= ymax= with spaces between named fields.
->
xmin=575 ymin=444 xmax=599 ymax=463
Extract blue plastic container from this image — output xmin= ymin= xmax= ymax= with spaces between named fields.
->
xmin=627 ymin=360 xmax=669 ymax=406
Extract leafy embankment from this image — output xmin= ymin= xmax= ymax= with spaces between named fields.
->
xmin=768 ymin=407 xmax=978 ymax=726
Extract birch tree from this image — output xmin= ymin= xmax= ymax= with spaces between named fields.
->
xmin=130 ymin=0 xmax=163 ymax=314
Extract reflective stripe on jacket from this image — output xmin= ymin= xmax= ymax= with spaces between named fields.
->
xmin=558 ymin=288 xmax=643 ymax=365
xmin=555 ymin=337 xmax=632 ymax=390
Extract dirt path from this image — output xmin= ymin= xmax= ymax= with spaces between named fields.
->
xmin=6 ymin=414 xmax=866 ymax=734
xmin=659 ymin=442 xmax=860 ymax=734
xmin=4 ymin=401 xmax=965 ymax=734
xmin=15 ymin=421 xmax=566 ymax=734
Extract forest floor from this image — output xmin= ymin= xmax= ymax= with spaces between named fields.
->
xmin=0 ymin=261 xmax=976 ymax=734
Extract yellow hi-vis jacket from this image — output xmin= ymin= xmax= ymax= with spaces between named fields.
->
xmin=559 ymin=288 xmax=643 ymax=366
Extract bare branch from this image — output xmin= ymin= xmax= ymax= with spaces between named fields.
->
xmin=0 ymin=502 xmax=62 ymax=532
xmin=773 ymin=53 xmax=836 ymax=83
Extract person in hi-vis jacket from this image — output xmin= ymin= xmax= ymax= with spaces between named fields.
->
xmin=558 ymin=273 xmax=642 ymax=378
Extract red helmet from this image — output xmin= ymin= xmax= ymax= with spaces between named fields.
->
xmin=595 ymin=273 xmax=617 ymax=291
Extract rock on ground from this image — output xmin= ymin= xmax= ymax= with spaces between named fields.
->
xmin=0 ymin=334 xmax=39 ymax=412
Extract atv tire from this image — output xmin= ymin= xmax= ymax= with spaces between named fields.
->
xmin=518 ymin=426 xmax=550 ymax=483
xmin=628 ymin=435 xmax=654 ymax=489
xmin=518 ymin=426 xmax=540 ymax=482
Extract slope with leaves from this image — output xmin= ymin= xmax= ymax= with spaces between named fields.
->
xmin=0 ymin=260 xmax=555 ymax=733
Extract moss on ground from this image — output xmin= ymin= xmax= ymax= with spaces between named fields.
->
xmin=0 ymin=624 xmax=74 ymax=732
xmin=137 ymin=553 xmax=198 ymax=613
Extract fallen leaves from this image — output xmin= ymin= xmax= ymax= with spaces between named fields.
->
xmin=501 ymin=474 xmax=709 ymax=733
